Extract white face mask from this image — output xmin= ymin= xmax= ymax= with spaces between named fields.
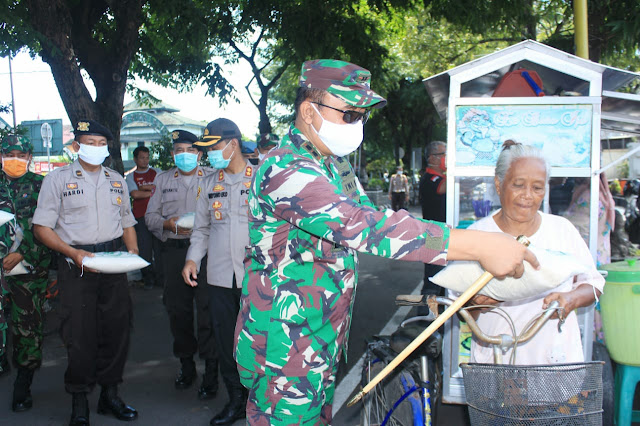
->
xmin=310 ymin=104 xmax=364 ymax=157
xmin=258 ymin=152 xmax=266 ymax=162
xmin=78 ymin=143 xmax=110 ymax=165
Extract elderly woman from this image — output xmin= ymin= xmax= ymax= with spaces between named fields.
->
xmin=468 ymin=141 xmax=604 ymax=364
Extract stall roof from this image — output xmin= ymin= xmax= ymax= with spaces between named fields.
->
xmin=423 ymin=40 xmax=640 ymax=136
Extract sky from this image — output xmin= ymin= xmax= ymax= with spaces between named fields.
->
xmin=0 ymin=50 xmax=261 ymax=137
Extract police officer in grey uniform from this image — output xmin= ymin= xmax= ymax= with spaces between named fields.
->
xmin=182 ymin=118 xmax=251 ymax=426
xmin=33 ymin=120 xmax=138 ymax=425
xmin=145 ymin=130 xmax=218 ymax=400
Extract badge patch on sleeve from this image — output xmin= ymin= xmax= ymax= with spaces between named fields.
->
xmin=213 ymin=184 xmax=224 ymax=192
xmin=111 ymin=181 xmax=122 ymax=188
xmin=243 ymin=182 xmax=251 ymax=189
xmin=212 ymin=201 xmax=222 ymax=209
xmin=214 ymin=210 xmax=222 ymax=220
xmin=116 ymin=196 xmax=122 ymax=205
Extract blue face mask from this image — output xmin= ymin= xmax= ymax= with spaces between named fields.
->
xmin=208 ymin=142 xmax=234 ymax=169
xmin=174 ymin=152 xmax=198 ymax=172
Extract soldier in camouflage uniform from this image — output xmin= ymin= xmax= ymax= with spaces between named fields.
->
xmin=1 ymin=134 xmax=52 ymax=412
xmin=234 ymin=59 xmax=538 ymax=425
xmin=0 ymin=181 xmax=16 ymax=378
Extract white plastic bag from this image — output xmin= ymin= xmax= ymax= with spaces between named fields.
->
xmin=4 ymin=261 xmax=31 ymax=276
xmin=430 ymin=245 xmax=589 ymax=301
xmin=67 ymin=251 xmax=150 ymax=274
xmin=176 ymin=212 xmax=196 ymax=230
xmin=0 ymin=210 xmax=14 ymax=226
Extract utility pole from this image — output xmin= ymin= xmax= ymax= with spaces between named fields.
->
xmin=8 ymin=54 xmax=17 ymax=128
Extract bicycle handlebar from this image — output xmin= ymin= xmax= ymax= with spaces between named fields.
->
xmin=396 ymin=295 xmax=560 ymax=349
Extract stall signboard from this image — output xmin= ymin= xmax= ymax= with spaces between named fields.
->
xmin=33 ymin=161 xmax=67 ymax=174
xmin=455 ymin=104 xmax=593 ymax=168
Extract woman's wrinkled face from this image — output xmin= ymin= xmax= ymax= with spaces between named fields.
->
xmin=495 ymin=157 xmax=547 ymax=223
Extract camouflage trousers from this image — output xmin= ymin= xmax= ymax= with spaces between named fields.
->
xmin=239 ymin=365 xmax=337 ymax=426
xmin=6 ymin=274 xmax=47 ymax=370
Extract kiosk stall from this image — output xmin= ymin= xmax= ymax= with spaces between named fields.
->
xmin=422 ymin=40 xmax=640 ymax=404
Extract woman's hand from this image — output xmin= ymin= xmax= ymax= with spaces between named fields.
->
xmin=542 ymin=283 xmax=600 ymax=321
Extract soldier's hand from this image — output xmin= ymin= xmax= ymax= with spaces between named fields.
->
xmin=182 ymin=260 xmax=199 ymax=287
xmin=2 ymin=252 xmax=24 ymax=272
xmin=71 ymin=249 xmax=98 ymax=273
xmin=476 ymin=233 xmax=539 ymax=279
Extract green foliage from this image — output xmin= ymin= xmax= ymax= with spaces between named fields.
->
xmin=617 ymin=159 xmax=630 ymax=179
xmin=149 ymin=135 xmax=174 ymax=171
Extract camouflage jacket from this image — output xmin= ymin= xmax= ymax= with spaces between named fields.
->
xmin=234 ymin=125 xmax=450 ymax=378
xmin=1 ymin=172 xmax=51 ymax=274
xmin=0 ymin=181 xmax=15 ymax=259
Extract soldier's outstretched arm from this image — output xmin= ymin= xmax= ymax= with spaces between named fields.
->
xmin=448 ymin=228 xmax=539 ymax=279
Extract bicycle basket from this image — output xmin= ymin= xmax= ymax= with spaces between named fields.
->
xmin=461 ymin=362 xmax=603 ymax=425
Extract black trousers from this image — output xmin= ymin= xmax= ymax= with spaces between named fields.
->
xmin=58 ymin=258 xmax=131 ymax=393
xmin=391 ymin=192 xmax=407 ymax=211
xmin=208 ymin=281 xmax=242 ymax=391
xmin=162 ymin=243 xmax=216 ymax=361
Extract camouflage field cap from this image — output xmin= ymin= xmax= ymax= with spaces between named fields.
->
xmin=299 ymin=59 xmax=386 ymax=109
xmin=1 ymin=134 xmax=33 ymax=153
xmin=195 ymin=118 xmax=242 ymax=147
xmin=169 ymin=129 xmax=198 ymax=145
xmin=257 ymin=133 xmax=278 ymax=149
xmin=74 ymin=120 xmax=114 ymax=140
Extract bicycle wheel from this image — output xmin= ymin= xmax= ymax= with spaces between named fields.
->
xmin=361 ymin=355 xmax=423 ymax=426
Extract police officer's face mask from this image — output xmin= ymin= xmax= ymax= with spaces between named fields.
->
xmin=174 ymin=152 xmax=199 ymax=172
xmin=78 ymin=143 xmax=110 ymax=166
xmin=208 ymin=141 xmax=234 ymax=169
xmin=310 ymin=103 xmax=363 ymax=157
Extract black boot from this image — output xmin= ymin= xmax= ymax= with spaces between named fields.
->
xmin=0 ymin=352 xmax=10 ymax=378
xmin=198 ymin=358 xmax=219 ymax=400
xmin=97 ymin=385 xmax=138 ymax=421
xmin=175 ymin=357 xmax=196 ymax=389
xmin=12 ymin=367 xmax=34 ymax=412
xmin=69 ymin=392 xmax=89 ymax=426
xmin=209 ymin=385 xmax=247 ymax=425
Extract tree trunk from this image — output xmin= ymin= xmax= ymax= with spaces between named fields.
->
xmin=24 ymin=0 xmax=143 ymax=176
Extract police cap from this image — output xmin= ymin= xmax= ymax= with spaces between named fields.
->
xmin=74 ymin=120 xmax=114 ymax=140
xmin=170 ymin=130 xmax=198 ymax=145
xmin=194 ymin=118 xmax=242 ymax=147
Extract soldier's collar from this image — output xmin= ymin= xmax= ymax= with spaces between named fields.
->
xmin=289 ymin=125 xmax=325 ymax=163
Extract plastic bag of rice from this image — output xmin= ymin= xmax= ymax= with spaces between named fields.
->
xmin=0 ymin=210 xmax=15 ymax=226
xmin=4 ymin=261 xmax=32 ymax=276
xmin=176 ymin=212 xmax=196 ymax=230
xmin=430 ymin=245 xmax=589 ymax=301
xmin=67 ymin=251 xmax=150 ymax=274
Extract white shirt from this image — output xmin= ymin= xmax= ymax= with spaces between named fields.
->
xmin=466 ymin=211 xmax=604 ymax=365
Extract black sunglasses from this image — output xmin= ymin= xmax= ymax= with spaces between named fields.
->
xmin=312 ymin=102 xmax=370 ymax=124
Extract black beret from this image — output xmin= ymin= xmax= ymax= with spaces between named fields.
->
xmin=170 ymin=130 xmax=198 ymax=145
xmin=74 ymin=120 xmax=114 ymax=140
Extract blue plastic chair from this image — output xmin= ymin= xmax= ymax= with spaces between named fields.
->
xmin=614 ymin=364 xmax=640 ymax=425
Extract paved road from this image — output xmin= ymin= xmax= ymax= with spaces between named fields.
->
xmin=0 ymin=205 xmax=470 ymax=425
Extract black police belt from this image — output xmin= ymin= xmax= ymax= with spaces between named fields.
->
xmin=164 ymin=238 xmax=190 ymax=249
xmin=72 ymin=237 xmax=123 ymax=253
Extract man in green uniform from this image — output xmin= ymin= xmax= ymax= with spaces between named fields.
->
xmin=234 ymin=59 xmax=538 ymax=425
xmin=1 ymin=134 xmax=51 ymax=412
xmin=0 ymin=180 xmax=16 ymax=378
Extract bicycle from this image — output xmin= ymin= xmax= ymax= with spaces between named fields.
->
xmin=359 ymin=293 xmax=580 ymax=426
xmin=360 ymin=297 xmax=443 ymax=426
